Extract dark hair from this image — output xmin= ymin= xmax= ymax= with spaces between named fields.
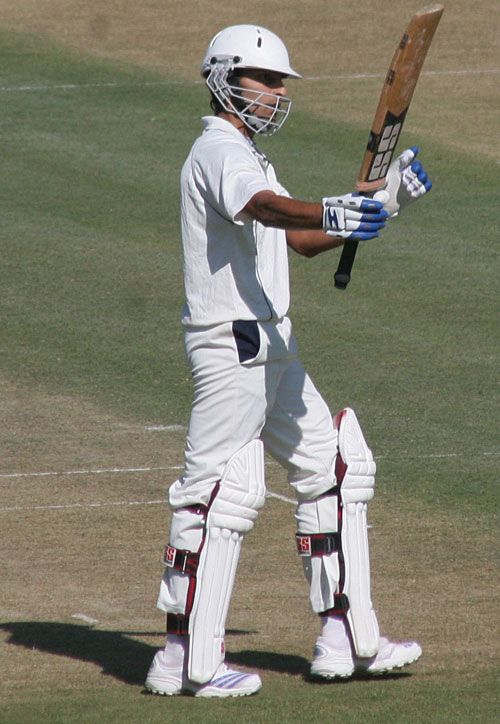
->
xmin=209 ymin=91 xmax=225 ymax=115
xmin=206 ymin=69 xmax=243 ymax=115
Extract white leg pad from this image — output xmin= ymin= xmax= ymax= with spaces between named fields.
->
xmin=336 ymin=408 xmax=379 ymax=657
xmin=188 ymin=527 xmax=242 ymax=683
xmin=296 ymin=408 xmax=379 ymax=659
xmin=342 ymin=500 xmax=379 ymax=656
xmin=188 ymin=439 xmax=266 ymax=683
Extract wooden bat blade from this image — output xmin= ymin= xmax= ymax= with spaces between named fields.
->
xmin=356 ymin=4 xmax=444 ymax=192
xmin=334 ymin=4 xmax=444 ymax=290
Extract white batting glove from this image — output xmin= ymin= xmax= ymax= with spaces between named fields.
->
xmin=322 ymin=193 xmax=388 ymax=241
xmin=374 ymin=146 xmax=432 ymax=217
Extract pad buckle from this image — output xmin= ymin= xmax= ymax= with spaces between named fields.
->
xmin=163 ymin=545 xmax=200 ymax=575
xmin=295 ymin=532 xmax=340 ymax=557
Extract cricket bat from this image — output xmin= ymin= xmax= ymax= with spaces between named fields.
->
xmin=334 ymin=4 xmax=444 ymax=290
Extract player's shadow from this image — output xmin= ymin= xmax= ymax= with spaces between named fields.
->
xmin=1 ymin=622 xmax=409 ymax=684
xmin=0 ymin=621 xmax=154 ymax=685
xmin=0 ymin=622 xmax=309 ymax=684
xmin=227 ymin=650 xmax=411 ymax=682
xmin=227 ymin=649 xmax=309 ymax=676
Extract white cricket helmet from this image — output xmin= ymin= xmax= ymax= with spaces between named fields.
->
xmin=201 ymin=25 xmax=301 ymax=135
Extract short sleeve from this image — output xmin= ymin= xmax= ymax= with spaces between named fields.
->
xmin=193 ymin=139 xmax=273 ymax=225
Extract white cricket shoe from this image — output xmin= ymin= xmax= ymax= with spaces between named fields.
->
xmin=355 ymin=636 xmax=422 ymax=676
xmin=311 ymin=636 xmax=422 ymax=679
xmin=310 ymin=638 xmax=355 ymax=679
xmin=145 ymin=649 xmax=262 ymax=698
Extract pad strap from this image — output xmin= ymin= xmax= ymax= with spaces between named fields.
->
xmin=296 ymin=532 xmax=340 ymax=557
xmin=166 ymin=613 xmax=189 ymax=635
xmin=163 ymin=545 xmax=200 ymax=576
xmin=322 ymin=594 xmax=350 ymax=615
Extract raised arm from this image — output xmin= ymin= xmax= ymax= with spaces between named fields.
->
xmin=242 ymin=190 xmax=388 ymax=257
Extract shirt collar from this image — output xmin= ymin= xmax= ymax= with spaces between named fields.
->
xmin=201 ymin=115 xmax=270 ymax=168
xmin=201 ymin=115 xmax=249 ymax=141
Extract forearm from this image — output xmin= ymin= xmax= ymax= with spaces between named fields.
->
xmin=286 ymin=229 xmax=346 ymax=257
xmin=243 ymin=190 xmax=323 ymax=230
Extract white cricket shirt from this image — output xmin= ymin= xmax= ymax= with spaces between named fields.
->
xmin=180 ymin=115 xmax=290 ymax=326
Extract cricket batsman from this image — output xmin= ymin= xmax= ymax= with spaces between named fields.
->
xmin=145 ymin=24 xmax=432 ymax=698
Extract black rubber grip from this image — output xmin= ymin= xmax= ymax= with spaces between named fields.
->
xmin=334 ymin=240 xmax=359 ymax=290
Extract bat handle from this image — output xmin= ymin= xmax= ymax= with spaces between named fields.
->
xmin=334 ymin=239 xmax=359 ymax=290
xmin=334 ymin=182 xmax=383 ymax=290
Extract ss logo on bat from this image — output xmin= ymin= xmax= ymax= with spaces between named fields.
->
xmin=368 ymin=122 xmax=402 ymax=181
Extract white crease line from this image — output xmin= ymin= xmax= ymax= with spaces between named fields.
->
xmin=2 ymin=450 xmax=498 ymax=482
xmin=0 ymin=499 xmax=165 ymax=512
xmin=0 ymin=491 xmax=292 ymax=512
xmin=307 ymin=68 xmax=500 ymax=81
xmin=0 ymin=80 xmax=197 ymax=92
xmin=144 ymin=425 xmax=186 ymax=432
xmin=0 ymin=69 xmax=498 ymax=93
xmin=267 ymin=491 xmax=295 ymax=505
xmin=0 ymin=465 xmax=181 ymax=480
xmin=0 ymin=461 xmax=276 ymax=480
xmin=378 ymin=451 xmax=499 ymax=460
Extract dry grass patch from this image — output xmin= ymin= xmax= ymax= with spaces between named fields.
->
xmin=1 ymin=0 xmax=498 ymax=77
xmin=0 ymin=372 xmax=184 ymax=475
xmin=1 ymin=449 xmax=497 ymax=690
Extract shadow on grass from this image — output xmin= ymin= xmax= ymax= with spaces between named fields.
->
xmin=1 ymin=622 xmax=409 ymax=686
xmin=0 ymin=622 xmax=309 ymax=684
xmin=227 ymin=649 xmax=309 ymax=676
xmin=228 ymin=650 xmax=412 ymax=683
xmin=0 ymin=621 xmax=154 ymax=685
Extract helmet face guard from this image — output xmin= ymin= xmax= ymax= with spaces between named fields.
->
xmin=205 ymin=58 xmax=292 ymax=135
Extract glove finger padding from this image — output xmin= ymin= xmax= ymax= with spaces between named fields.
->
xmin=402 ymin=162 xmax=432 ymax=197
xmin=374 ymin=147 xmax=432 ymax=216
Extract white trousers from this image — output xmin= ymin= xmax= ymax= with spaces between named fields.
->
xmin=169 ymin=317 xmax=338 ymax=509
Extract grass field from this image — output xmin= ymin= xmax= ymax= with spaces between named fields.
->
xmin=0 ymin=2 xmax=499 ymax=722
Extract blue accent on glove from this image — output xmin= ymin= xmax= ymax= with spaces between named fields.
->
xmin=327 ymin=208 xmax=339 ymax=229
xmin=359 ymin=198 xmax=385 ymax=212
xmin=358 ymin=221 xmax=386 ymax=232
xmin=354 ymin=202 xmax=387 ymax=240
xmin=359 ymin=209 xmax=388 ymax=224
xmin=410 ymin=159 xmax=432 ymax=191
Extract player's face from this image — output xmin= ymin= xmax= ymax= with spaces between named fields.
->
xmin=238 ymin=69 xmax=288 ymax=120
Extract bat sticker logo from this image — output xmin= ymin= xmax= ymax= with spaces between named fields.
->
xmin=366 ymin=109 xmax=407 ymax=181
